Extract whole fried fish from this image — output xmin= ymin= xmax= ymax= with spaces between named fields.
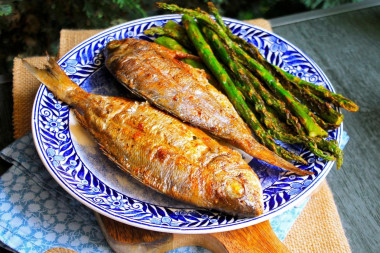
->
xmin=23 ymin=57 xmax=264 ymax=217
xmin=104 ymin=38 xmax=310 ymax=175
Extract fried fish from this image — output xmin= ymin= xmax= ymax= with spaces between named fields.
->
xmin=104 ymin=38 xmax=310 ymax=175
xmin=23 ymin=57 xmax=264 ymax=217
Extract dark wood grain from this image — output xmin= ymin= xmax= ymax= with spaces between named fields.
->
xmin=273 ymin=6 xmax=380 ymax=253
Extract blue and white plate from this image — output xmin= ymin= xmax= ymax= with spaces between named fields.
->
xmin=32 ymin=14 xmax=342 ymax=234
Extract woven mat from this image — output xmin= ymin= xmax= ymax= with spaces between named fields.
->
xmin=12 ymin=19 xmax=351 ymax=252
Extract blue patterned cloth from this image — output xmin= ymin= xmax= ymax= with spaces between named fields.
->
xmin=0 ymin=132 xmax=349 ymax=252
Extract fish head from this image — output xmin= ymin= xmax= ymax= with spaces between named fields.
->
xmin=104 ymin=38 xmax=140 ymax=59
xmin=104 ymin=38 xmax=143 ymax=76
xmin=205 ymin=156 xmax=264 ymax=217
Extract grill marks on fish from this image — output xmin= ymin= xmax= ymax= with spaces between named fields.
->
xmin=23 ymin=57 xmax=263 ymax=216
xmin=105 ymin=38 xmax=311 ymax=175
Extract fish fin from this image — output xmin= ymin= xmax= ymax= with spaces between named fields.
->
xmin=242 ymin=141 xmax=313 ymax=175
xmin=271 ymin=155 xmax=314 ymax=176
xmin=73 ymin=109 xmax=88 ymax=129
xmin=174 ymin=52 xmax=202 ymax=62
xmin=22 ymin=56 xmax=84 ymax=106
xmin=284 ymin=163 xmax=314 ymax=176
xmin=154 ymin=42 xmax=201 ymax=61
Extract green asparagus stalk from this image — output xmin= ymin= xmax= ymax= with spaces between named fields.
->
xmin=280 ymin=75 xmax=344 ymax=125
xmin=154 ymin=36 xmax=189 ymax=52
xmin=201 ymin=24 xmax=339 ymax=162
xmin=205 ymin=4 xmax=341 ymax=164
xmin=317 ymin=139 xmax=343 ymax=168
xmin=207 ymin=2 xmax=228 ymax=33
xmin=206 ymin=2 xmax=352 ymax=128
xmin=228 ymin=40 xmax=328 ymax=137
xmin=271 ymin=129 xmax=343 ymax=168
xmin=236 ymin=39 xmax=344 ymax=125
xmin=200 ymin=22 xmax=304 ymax=134
xmin=230 ymin=39 xmax=345 ymax=125
xmin=201 ymin=25 xmax=278 ymax=131
xmin=182 ymin=14 xmax=307 ymax=166
xmin=308 ymin=111 xmax=340 ymax=131
xmin=157 ymin=2 xmax=327 ymax=138
xmin=163 ymin=20 xmax=196 ymax=50
xmin=257 ymin=83 xmax=304 ymax=134
xmin=269 ymin=131 xmax=335 ymax=161
xmin=267 ymin=130 xmax=343 ymax=167
xmin=154 ymin=36 xmax=205 ymax=69
xmin=279 ymin=69 xmax=359 ymax=112
xmin=232 ymin=35 xmax=345 ymax=125
xmin=265 ymin=105 xmax=295 ymax=133
xmin=164 ymin=20 xmax=185 ymax=31
xmin=227 ymin=31 xmax=358 ymax=113
xmin=144 ymin=25 xmax=194 ymax=50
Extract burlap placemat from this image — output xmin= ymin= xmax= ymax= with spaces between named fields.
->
xmin=12 ymin=19 xmax=351 ymax=252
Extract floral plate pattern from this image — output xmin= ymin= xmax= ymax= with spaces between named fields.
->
xmin=32 ymin=14 xmax=341 ymax=233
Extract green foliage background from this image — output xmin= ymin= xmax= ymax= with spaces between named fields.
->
xmin=0 ymin=0 xmax=362 ymax=77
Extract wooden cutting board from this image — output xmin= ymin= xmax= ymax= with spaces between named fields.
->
xmin=95 ymin=213 xmax=290 ymax=253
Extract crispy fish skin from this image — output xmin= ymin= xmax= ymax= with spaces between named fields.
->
xmin=104 ymin=38 xmax=310 ymax=175
xmin=23 ymin=57 xmax=263 ymax=217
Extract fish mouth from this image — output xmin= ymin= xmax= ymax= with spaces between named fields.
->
xmin=213 ymin=168 xmax=264 ymax=218
xmin=227 ymin=180 xmax=263 ymax=217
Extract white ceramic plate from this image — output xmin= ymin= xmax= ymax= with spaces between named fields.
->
xmin=32 ymin=14 xmax=341 ymax=233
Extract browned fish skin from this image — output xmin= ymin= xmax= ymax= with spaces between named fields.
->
xmin=104 ymin=38 xmax=309 ymax=174
xmin=23 ymin=57 xmax=263 ymax=217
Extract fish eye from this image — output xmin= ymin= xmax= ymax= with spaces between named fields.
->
xmin=225 ymin=178 xmax=245 ymax=199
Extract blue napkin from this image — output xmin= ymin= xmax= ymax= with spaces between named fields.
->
xmin=0 ymin=132 xmax=349 ymax=253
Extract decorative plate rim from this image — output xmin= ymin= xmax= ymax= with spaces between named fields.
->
xmin=32 ymin=14 xmax=342 ymax=234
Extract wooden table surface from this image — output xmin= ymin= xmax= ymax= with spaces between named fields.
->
xmin=270 ymin=1 xmax=380 ymax=252
xmin=0 ymin=1 xmax=379 ymax=252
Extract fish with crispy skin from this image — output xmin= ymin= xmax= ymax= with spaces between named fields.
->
xmin=104 ymin=38 xmax=311 ymax=175
xmin=23 ymin=56 xmax=264 ymax=217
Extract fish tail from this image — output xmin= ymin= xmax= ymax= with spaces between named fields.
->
xmin=21 ymin=55 xmax=87 ymax=107
xmin=246 ymin=143 xmax=313 ymax=176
